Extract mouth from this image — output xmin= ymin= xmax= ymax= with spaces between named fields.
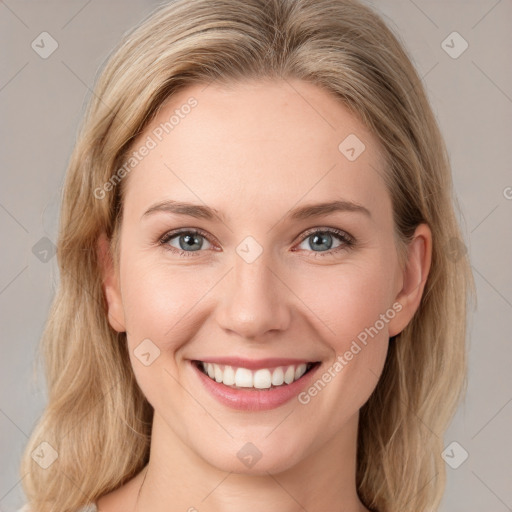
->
xmin=192 ymin=360 xmax=321 ymax=391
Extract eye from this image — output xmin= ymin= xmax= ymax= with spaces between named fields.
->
xmin=158 ymin=227 xmax=355 ymax=258
xmin=294 ymin=227 xmax=355 ymax=257
xmin=159 ymin=229 xmax=214 ymax=257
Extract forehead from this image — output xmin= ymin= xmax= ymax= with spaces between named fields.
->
xmin=121 ymin=79 xmax=390 ymax=225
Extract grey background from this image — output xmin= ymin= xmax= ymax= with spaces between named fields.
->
xmin=1 ymin=1 xmax=511 ymax=511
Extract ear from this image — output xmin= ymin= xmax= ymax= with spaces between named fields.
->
xmin=97 ymin=231 xmax=126 ymax=333
xmin=388 ymin=223 xmax=432 ymax=338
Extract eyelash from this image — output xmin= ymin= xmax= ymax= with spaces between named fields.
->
xmin=158 ymin=227 xmax=355 ymax=258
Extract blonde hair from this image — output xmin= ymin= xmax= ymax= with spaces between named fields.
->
xmin=20 ymin=0 xmax=475 ymax=511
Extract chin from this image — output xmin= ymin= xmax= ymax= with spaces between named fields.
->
xmin=194 ymin=434 xmax=309 ymax=476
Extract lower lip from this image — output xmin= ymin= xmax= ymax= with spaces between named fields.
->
xmin=190 ymin=361 xmax=321 ymax=411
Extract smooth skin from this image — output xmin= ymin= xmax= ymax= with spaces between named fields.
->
xmin=97 ymin=78 xmax=431 ymax=512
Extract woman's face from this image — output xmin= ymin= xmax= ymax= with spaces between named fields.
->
xmin=101 ymin=78 xmax=429 ymax=474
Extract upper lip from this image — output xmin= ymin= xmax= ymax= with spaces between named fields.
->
xmin=192 ymin=357 xmax=319 ymax=371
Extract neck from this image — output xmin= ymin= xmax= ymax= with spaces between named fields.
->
xmin=136 ymin=411 xmax=369 ymax=512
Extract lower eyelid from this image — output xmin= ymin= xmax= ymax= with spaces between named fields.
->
xmin=159 ymin=228 xmax=354 ymax=254
xmin=295 ymin=232 xmax=353 ymax=253
xmin=160 ymin=231 xmax=213 ymax=251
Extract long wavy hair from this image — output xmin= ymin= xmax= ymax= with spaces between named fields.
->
xmin=20 ymin=0 xmax=475 ymax=510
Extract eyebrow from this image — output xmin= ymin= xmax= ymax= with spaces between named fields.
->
xmin=140 ymin=199 xmax=371 ymax=223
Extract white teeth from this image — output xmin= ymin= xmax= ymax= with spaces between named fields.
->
xmin=222 ymin=365 xmax=235 ymax=385
xmin=295 ymin=363 xmax=307 ymax=380
xmin=235 ymin=367 xmax=253 ymax=388
xmin=284 ymin=365 xmax=295 ymax=384
xmin=253 ymin=369 xmax=272 ymax=389
xmin=214 ymin=364 xmax=223 ymax=383
xmin=271 ymin=367 xmax=284 ymax=386
xmin=200 ymin=362 xmax=314 ymax=389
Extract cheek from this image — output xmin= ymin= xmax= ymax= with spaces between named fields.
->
xmin=120 ymin=256 xmax=201 ymax=341
xmin=301 ymin=254 xmax=396 ymax=344
xmin=119 ymin=259 xmax=203 ymax=407
xmin=120 ymin=245 xmax=396 ymax=349
xmin=295 ymin=256 xmax=394 ymax=406
xmin=121 ymin=243 xmax=395 ymax=401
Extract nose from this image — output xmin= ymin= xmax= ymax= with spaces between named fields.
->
xmin=214 ymin=247 xmax=292 ymax=341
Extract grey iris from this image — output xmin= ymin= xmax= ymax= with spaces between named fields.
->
xmin=309 ymin=232 xmax=333 ymax=251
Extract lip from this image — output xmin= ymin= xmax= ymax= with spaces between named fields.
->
xmin=190 ymin=359 xmax=321 ymax=411
xmin=195 ymin=356 xmax=315 ymax=371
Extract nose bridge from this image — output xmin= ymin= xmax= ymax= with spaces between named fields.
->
xmin=215 ymin=240 xmax=291 ymax=338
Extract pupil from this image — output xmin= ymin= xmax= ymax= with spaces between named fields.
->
xmin=178 ymin=233 xmax=333 ymax=252
xmin=311 ymin=233 xmax=332 ymax=251
xmin=181 ymin=234 xmax=202 ymax=251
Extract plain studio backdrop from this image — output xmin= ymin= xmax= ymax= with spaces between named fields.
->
xmin=0 ymin=1 xmax=511 ymax=511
